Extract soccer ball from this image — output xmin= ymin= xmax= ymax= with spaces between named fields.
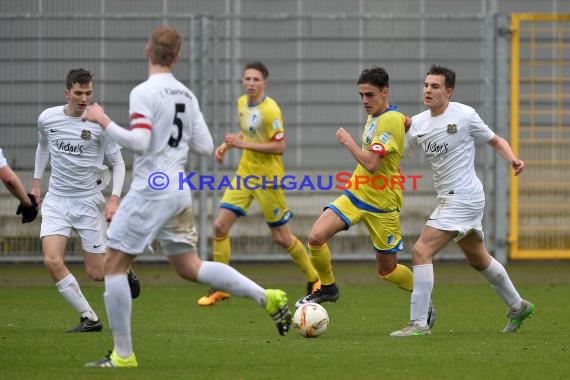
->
xmin=293 ymin=303 xmax=329 ymax=338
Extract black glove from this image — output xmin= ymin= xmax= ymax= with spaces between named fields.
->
xmin=16 ymin=194 xmax=39 ymax=224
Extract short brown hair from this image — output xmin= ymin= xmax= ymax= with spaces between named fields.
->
xmin=427 ymin=65 xmax=455 ymax=89
xmin=148 ymin=25 xmax=182 ymax=67
xmin=66 ymin=68 xmax=93 ymax=89
xmin=358 ymin=66 xmax=389 ymax=90
xmin=243 ymin=61 xmax=269 ymax=79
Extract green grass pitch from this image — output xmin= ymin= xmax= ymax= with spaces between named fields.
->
xmin=1 ymin=261 xmax=568 ymax=380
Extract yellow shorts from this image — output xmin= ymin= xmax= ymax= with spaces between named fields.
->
xmin=220 ymin=176 xmax=292 ymax=227
xmin=328 ymin=194 xmax=402 ymax=253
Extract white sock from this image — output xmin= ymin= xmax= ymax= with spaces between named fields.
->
xmin=410 ymin=264 xmax=434 ymax=327
xmin=104 ymin=274 xmax=133 ymax=358
xmin=56 ymin=274 xmax=98 ymax=321
xmin=479 ymin=257 xmax=522 ymax=309
xmin=197 ymin=261 xmax=266 ymax=306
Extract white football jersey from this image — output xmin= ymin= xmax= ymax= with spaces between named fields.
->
xmin=0 ymin=148 xmax=7 ymax=168
xmin=127 ymin=73 xmax=212 ymax=199
xmin=37 ymin=106 xmax=120 ymax=196
xmin=406 ymin=102 xmax=495 ymax=199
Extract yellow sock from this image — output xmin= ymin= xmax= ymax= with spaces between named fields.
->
xmin=286 ymin=237 xmax=319 ymax=282
xmin=380 ymin=264 xmax=413 ymax=291
xmin=213 ymin=235 xmax=231 ymax=264
xmin=308 ymin=242 xmax=335 ymax=285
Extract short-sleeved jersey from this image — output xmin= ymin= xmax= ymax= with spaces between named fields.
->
xmin=128 ymin=72 xmax=212 ymax=199
xmin=346 ymin=107 xmax=406 ymax=211
xmin=37 ymin=105 xmax=121 ymax=197
xmin=235 ymin=95 xmax=285 ymax=183
xmin=406 ymin=102 xmax=495 ymax=199
xmin=0 ymin=148 xmax=7 ymax=168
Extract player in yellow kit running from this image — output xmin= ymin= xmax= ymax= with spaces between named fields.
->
xmin=197 ymin=61 xmax=320 ymax=306
xmin=295 ymin=66 xmax=434 ymax=328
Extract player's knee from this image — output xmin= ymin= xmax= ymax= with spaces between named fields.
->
xmin=43 ymin=254 xmax=64 ymax=272
xmin=308 ymin=230 xmax=326 ymax=247
xmin=411 ymin=244 xmax=430 ymax=264
xmin=212 ymin=219 xmax=230 ymax=237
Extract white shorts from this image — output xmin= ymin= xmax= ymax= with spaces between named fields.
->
xmin=40 ymin=192 xmax=107 ymax=253
xmin=107 ymin=192 xmax=198 ymax=256
xmin=425 ymin=196 xmax=485 ymax=242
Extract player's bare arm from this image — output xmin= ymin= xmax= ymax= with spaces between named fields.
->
xmin=487 ymin=135 xmax=525 ymax=176
xmin=224 ymin=132 xmax=285 ymax=155
xmin=336 ymin=127 xmax=381 ymax=173
xmin=0 ymin=165 xmax=33 ymax=207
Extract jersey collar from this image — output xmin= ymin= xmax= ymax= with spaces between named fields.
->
xmin=371 ymin=104 xmax=399 ymax=118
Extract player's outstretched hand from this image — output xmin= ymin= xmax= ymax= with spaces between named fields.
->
xmin=214 ymin=144 xmax=227 ymax=164
xmin=512 ymin=158 xmax=525 ymax=176
xmin=16 ymin=194 xmax=39 ymax=223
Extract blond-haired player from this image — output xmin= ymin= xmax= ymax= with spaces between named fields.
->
xmin=197 ymin=61 xmax=320 ymax=306
xmin=83 ymin=27 xmax=291 ymax=368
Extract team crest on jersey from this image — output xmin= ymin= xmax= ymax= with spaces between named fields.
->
xmin=247 ymin=109 xmax=262 ymax=136
xmin=446 ymin=124 xmax=458 ymax=134
xmin=81 ymin=130 xmax=92 ymax=140
xmin=250 ymin=113 xmax=258 ymax=124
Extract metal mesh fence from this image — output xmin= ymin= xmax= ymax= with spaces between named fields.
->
xmin=0 ymin=4 xmax=526 ymax=261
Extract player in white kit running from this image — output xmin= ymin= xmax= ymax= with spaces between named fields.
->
xmin=391 ymin=65 xmax=535 ymax=337
xmin=32 ymin=68 xmax=140 ymax=334
xmin=82 ymin=26 xmax=291 ymax=369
